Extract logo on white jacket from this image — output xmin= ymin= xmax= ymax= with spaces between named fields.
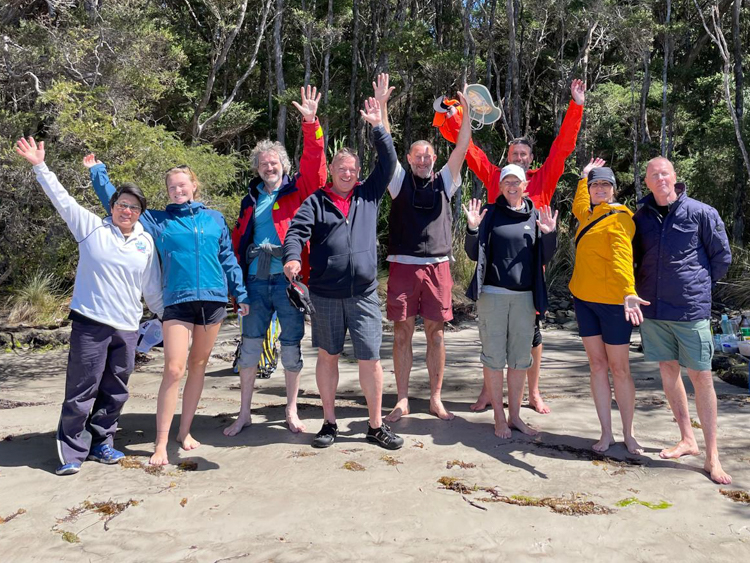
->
xmin=135 ymin=240 xmax=147 ymax=254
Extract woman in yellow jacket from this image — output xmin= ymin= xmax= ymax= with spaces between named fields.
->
xmin=570 ymin=158 xmax=649 ymax=455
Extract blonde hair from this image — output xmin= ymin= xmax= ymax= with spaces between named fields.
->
xmin=165 ymin=165 xmax=201 ymax=199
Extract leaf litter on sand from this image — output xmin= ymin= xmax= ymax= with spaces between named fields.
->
xmin=720 ymin=489 xmax=750 ymax=504
xmin=615 ymin=497 xmax=672 ymax=510
xmin=59 ymin=531 xmax=80 ymax=543
xmin=57 ymin=499 xmax=141 ymax=531
xmin=180 ymin=498 xmax=188 ymax=507
xmin=178 ymin=460 xmax=198 ymax=471
xmin=0 ymin=508 xmax=26 ymax=524
xmin=381 ymin=455 xmax=403 ymax=466
xmin=437 ymin=477 xmax=613 ymax=516
xmin=446 ymin=460 xmax=475 ymax=469
xmin=343 ymin=461 xmax=366 ymax=471
xmin=119 ymin=456 xmax=164 ymax=475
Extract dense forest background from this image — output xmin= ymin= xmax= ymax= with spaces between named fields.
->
xmin=0 ymin=0 xmax=748 ymax=314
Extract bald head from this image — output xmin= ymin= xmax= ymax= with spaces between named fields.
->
xmin=645 ymin=157 xmax=678 ymax=206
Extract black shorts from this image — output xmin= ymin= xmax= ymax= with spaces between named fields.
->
xmin=532 ymin=314 xmax=543 ymax=348
xmin=162 ymin=300 xmax=228 ymax=326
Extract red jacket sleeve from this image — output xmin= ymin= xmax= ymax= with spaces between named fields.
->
xmin=296 ymin=117 xmax=327 ymax=198
xmin=436 ymin=107 xmax=501 ymax=203
xmin=526 ymin=100 xmax=583 ymax=208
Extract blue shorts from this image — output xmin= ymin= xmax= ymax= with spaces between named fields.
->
xmin=573 ymin=297 xmax=633 ymax=345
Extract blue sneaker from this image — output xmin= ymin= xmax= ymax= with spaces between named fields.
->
xmin=56 ymin=463 xmax=81 ymax=476
xmin=87 ymin=444 xmax=125 ymax=464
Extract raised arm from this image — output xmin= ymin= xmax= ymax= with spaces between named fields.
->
xmin=16 ymin=137 xmax=101 ymax=241
xmin=373 ymin=73 xmax=395 ymax=135
xmin=292 ymin=85 xmax=327 ymax=195
xmin=435 ymin=101 xmax=500 ymax=199
xmin=525 ymin=79 xmax=585 ymax=207
xmin=359 ymin=97 xmax=397 ymax=201
xmin=85 ymin=154 xmax=159 ymax=236
xmin=462 ymin=198 xmax=486 ymax=262
xmin=446 ymin=88 xmax=472 ymax=186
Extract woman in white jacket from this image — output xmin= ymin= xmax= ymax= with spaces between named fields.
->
xmin=16 ymin=137 xmax=163 ymax=476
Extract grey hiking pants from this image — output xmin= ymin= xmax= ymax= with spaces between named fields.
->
xmin=56 ymin=320 xmax=137 ymax=465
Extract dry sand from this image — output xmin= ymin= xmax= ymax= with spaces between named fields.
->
xmin=1 ymin=320 xmax=749 ymax=562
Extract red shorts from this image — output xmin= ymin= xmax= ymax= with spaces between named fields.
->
xmin=386 ymin=261 xmax=453 ymax=322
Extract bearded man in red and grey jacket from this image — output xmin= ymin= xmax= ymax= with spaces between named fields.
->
xmin=283 ymin=97 xmax=404 ymax=451
xmin=224 ymin=86 xmax=327 ymax=438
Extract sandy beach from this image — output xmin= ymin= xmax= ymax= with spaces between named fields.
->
xmin=1 ymin=320 xmax=749 ymax=562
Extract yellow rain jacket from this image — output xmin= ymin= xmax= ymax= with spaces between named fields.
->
xmin=569 ymin=178 xmax=637 ymax=304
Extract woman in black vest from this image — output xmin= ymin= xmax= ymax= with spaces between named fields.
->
xmin=463 ymin=164 xmax=557 ymax=438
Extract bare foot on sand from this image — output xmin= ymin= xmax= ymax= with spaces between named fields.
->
xmin=509 ymin=416 xmax=538 ymax=437
xmin=704 ymin=457 xmax=732 ymax=484
xmin=624 ymin=436 xmax=644 ymax=455
xmin=149 ymin=446 xmax=170 ymax=466
xmin=385 ymin=398 xmax=410 ymax=422
xmin=592 ymin=434 xmax=615 ymax=453
xmin=528 ymin=394 xmax=551 ymax=414
xmin=177 ymin=433 xmax=201 ymax=451
xmin=659 ymin=439 xmax=699 ymax=459
xmin=470 ymin=392 xmax=491 ymax=412
xmin=429 ymin=398 xmax=455 ymax=421
xmin=223 ymin=413 xmax=251 ymax=437
xmin=285 ymin=408 xmax=306 ymax=433
xmin=494 ymin=421 xmax=512 ymax=438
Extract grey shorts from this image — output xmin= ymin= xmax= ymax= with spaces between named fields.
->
xmin=476 ymin=291 xmax=536 ymax=370
xmin=310 ymin=290 xmax=382 ymax=360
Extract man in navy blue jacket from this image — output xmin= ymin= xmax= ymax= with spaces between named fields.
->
xmin=283 ymin=97 xmax=403 ymax=450
xmin=633 ymin=156 xmax=732 ymax=485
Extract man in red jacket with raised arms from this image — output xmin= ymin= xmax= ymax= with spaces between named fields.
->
xmin=437 ymin=79 xmax=586 ymax=414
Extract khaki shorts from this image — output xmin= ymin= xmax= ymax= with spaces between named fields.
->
xmin=639 ymin=318 xmax=713 ymax=372
xmin=476 ymin=291 xmax=536 ymax=370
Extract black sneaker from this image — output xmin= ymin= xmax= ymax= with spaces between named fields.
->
xmin=312 ymin=421 xmax=338 ymax=448
xmin=366 ymin=423 xmax=404 ymax=450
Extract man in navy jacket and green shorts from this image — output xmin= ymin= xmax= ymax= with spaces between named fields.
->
xmin=633 ymin=156 xmax=732 ymax=485
xmin=283 ymin=97 xmax=403 ymax=450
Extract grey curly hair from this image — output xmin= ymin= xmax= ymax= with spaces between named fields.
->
xmin=250 ymin=140 xmax=292 ymax=175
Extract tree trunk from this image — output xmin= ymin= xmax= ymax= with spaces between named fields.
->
xmin=349 ymin=0 xmax=360 ymax=151
xmin=660 ymin=0 xmax=671 ymax=156
xmin=322 ymin=0 xmax=333 ymax=146
xmin=731 ymin=0 xmax=745 ymax=243
xmin=506 ymin=0 xmax=521 ymax=136
xmin=639 ymin=52 xmax=651 ymax=144
xmin=274 ymin=0 xmax=287 ymax=144
xmin=485 ymin=0 xmax=497 ymax=88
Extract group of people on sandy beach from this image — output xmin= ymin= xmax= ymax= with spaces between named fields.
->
xmin=15 ymin=72 xmax=733 ymax=485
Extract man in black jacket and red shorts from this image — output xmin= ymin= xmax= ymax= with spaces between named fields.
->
xmin=283 ymin=97 xmax=403 ymax=450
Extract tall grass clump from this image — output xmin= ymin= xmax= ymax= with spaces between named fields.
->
xmin=715 ymin=244 xmax=750 ymax=310
xmin=7 ymin=270 xmax=69 ymax=325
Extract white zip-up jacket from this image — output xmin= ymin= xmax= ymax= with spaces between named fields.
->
xmin=34 ymin=163 xmax=163 ymax=331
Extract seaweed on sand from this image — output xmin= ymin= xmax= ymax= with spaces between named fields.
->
xmin=615 ymin=497 xmax=672 ymax=510
xmin=0 ymin=508 xmax=26 ymax=524
xmin=719 ymin=489 xmax=750 ymax=504
xmin=343 ymin=461 xmax=366 ymax=471
xmin=446 ymin=460 xmax=476 ymax=469
xmin=381 ymin=455 xmax=403 ymax=466
xmin=438 ymin=477 xmax=613 ymax=516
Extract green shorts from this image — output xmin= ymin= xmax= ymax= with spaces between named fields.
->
xmin=639 ymin=318 xmax=714 ymax=372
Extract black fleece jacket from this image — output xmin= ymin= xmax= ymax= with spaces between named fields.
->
xmin=465 ymin=196 xmax=557 ymax=315
xmin=283 ymin=125 xmax=397 ymax=298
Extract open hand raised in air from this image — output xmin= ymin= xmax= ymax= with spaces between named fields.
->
xmin=462 ymin=198 xmax=487 ymax=230
xmin=291 ymin=85 xmax=321 ymax=123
